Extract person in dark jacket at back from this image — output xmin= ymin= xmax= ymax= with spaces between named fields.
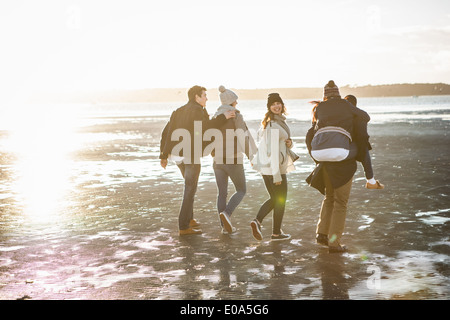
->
xmin=344 ymin=94 xmax=384 ymax=189
xmin=160 ymin=85 xmax=236 ymax=235
xmin=306 ymin=80 xmax=368 ymax=253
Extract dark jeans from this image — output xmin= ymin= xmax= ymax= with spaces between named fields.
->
xmin=360 ymin=149 xmax=374 ymax=179
xmin=177 ymin=163 xmax=201 ymax=230
xmin=256 ymin=174 xmax=287 ymax=235
xmin=353 ymin=120 xmax=374 ymax=179
xmin=348 ymin=142 xmax=374 ymax=180
xmin=213 ymin=163 xmax=246 ymax=219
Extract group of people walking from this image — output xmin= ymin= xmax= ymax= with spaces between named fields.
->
xmin=159 ymin=81 xmax=384 ymax=253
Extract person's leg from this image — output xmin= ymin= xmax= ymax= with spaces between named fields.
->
xmin=178 ymin=164 xmax=201 ymax=230
xmin=354 ymin=121 xmax=383 ymax=188
xmin=177 ymin=162 xmax=185 ymax=178
xmin=316 ymin=168 xmax=334 ymax=237
xmin=256 ymin=175 xmax=275 ymax=223
xmin=328 ymin=177 xmax=353 ymax=247
xmin=353 ymin=120 xmax=374 ymax=180
xmin=362 ymin=149 xmax=384 ymax=189
xmin=272 ymin=174 xmax=287 ymax=235
xmin=251 ymin=175 xmax=275 ymax=240
xmin=213 ymin=163 xmax=228 ymax=215
xmin=361 ymin=149 xmax=374 ymax=180
xmin=214 ymin=163 xmax=236 ymax=233
xmin=223 ymin=164 xmax=246 ymax=216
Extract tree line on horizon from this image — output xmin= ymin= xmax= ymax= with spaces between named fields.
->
xmin=29 ymin=83 xmax=450 ymax=104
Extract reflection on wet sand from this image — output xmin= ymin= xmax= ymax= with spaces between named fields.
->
xmin=317 ymin=253 xmax=351 ymax=300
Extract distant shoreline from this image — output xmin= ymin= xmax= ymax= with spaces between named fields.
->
xmin=29 ymin=83 xmax=450 ymax=104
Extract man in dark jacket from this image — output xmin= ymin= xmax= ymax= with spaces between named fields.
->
xmin=159 ymin=85 xmax=235 ymax=235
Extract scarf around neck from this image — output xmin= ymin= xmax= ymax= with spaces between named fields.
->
xmin=272 ymin=114 xmax=291 ymax=138
xmin=272 ymin=114 xmax=299 ymax=162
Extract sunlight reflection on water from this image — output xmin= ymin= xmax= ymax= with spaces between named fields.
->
xmin=3 ymin=104 xmax=79 ymax=223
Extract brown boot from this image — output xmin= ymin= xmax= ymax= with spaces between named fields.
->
xmin=329 ymin=244 xmax=348 ymax=254
xmin=179 ymin=227 xmax=202 ymax=236
xmin=365 ymin=180 xmax=385 ymax=189
xmin=189 ymin=219 xmax=200 ymax=228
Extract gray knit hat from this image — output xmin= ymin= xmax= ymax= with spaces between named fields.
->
xmin=323 ymin=80 xmax=341 ymax=99
xmin=219 ymin=85 xmax=238 ymax=105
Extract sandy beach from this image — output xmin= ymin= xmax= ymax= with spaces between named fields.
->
xmin=0 ymin=114 xmax=449 ymax=300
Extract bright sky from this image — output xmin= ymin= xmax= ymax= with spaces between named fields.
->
xmin=1 ymin=0 xmax=449 ymax=100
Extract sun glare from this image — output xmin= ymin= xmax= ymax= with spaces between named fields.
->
xmin=5 ymin=103 xmax=80 ymax=223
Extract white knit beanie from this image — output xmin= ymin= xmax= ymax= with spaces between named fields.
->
xmin=219 ymin=85 xmax=238 ymax=105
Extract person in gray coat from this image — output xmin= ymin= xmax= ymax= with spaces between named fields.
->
xmin=211 ymin=86 xmax=257 ymax=234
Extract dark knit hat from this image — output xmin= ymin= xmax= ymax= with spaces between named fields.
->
xmin=267 ymin=93 xmax=284 ymax=109
xmin=323 ymin=80 xmax=341 ymax=99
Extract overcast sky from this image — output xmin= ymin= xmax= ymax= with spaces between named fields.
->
xmin=1 ymin=0 xmax=449 ymax=99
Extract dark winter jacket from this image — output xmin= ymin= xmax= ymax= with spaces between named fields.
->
xmin=210 ymin=105 xmax=257 ymax=165
xmin=159 ymin=101 xmax=227 ymax=164
xmin=313 ymin=98 xmax=370 ymax=133
xmin=309 ymin=98 xmax=370 ymax=163
xmin=305 ymin=98 xmax=370 ymax=193
xmin=305 ymin=126 xmax=356 ymax=194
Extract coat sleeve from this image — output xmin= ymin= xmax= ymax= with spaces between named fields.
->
xmin=306 ymin=124 xmax=318 ymax=164
xmin=349 ymin=105 xmax=370 ymax=122
xmin=245 ymin=129 xmax=257 ymax=161
xmin=160 ymin=110 xmax=179 ymax=159
xmin=305 ymin=125 xmax=314 ymax=153
xmin=199 ymin=108 xmax=227 ymax=131
xmin=235 ymin=114 xmax=257 ymax=160
xmin=159 ymin=120 xmax=170 ymax=159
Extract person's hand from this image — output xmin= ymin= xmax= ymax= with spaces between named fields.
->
xmin=161 ymin=159 xmax=168 ymax=169
xmin=274 ymin=181 xmax=281 ymax=185
xmin=224 ymin=110 xmax=236 ymax=119
xmin=285 ymin=139 xmax=293 ymax=148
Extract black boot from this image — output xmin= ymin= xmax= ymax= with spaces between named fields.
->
xmin=316 ymin=233 xmax=328 ymax=246
xmin=329 ymin=244 xmax=348 ymax=254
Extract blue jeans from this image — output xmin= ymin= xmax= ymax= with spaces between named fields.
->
xmin=177 ymin=163 xmax=201 ymax=230
xmin=213 ymin=163 xmax=246 ymax=220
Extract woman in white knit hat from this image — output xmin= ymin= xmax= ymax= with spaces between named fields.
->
xmin=211 ymin=86 xmax=257 ymax=235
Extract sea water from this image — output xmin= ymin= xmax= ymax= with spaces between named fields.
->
xmin=6 ymin=94 xmax=448 ymax=124
xmin=86 ymin=94 xmax=450 ymax=121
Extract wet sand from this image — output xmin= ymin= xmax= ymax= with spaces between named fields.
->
xmin=0 ymin=117 xmax=449 ymax=300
